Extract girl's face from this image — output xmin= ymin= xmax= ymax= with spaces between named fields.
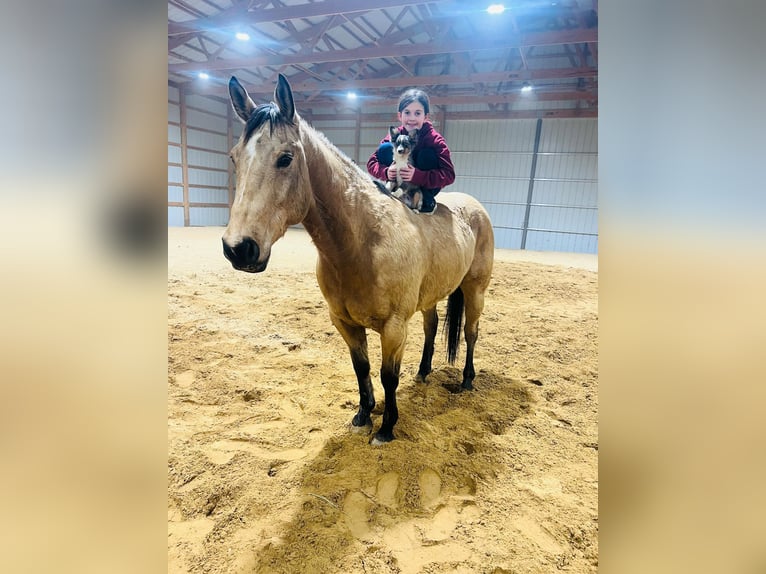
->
xmin=398 ymin=101 xmax=428 ymax=133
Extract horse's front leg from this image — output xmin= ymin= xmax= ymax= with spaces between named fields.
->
xmin=330 ymin=316 xmax=374 ymax=430
xmin=372 ymin=319 xmax=408 ymax=445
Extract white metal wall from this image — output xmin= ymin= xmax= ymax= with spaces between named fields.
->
xmin=167 ymin=86 xmax=184 ymax=227
xmin=530 ymin=120 xmax=597 ymax=252
xmin=169 ymin=88 xmax=597 ymax=253
xmin=168 ymin=88 xmax=232 ymax=227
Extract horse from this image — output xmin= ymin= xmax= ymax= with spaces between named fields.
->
xmin=222 ymin=74 xmax=495 ymax=445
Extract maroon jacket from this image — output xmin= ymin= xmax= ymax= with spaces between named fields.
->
xmin=366 ymin=121 xmax=456 ymax=190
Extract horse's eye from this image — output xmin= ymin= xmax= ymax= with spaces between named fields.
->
xmin=276 ymin=153 xmax=293 ymax=168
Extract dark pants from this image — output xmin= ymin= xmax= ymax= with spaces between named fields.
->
xmin=375 ymin=144 xmax=441 ymax=197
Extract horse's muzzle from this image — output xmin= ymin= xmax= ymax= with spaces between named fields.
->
xmin=222 ymin=237 xmax=269 ymax=273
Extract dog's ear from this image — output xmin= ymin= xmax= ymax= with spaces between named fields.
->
xmin=408 ymin=128 xmax=419 ymax=146
xmin=389 ymin=126 xmax=399 ymax=141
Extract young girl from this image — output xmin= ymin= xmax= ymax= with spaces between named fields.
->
xmin=367 ymin=88 xmax=455 ymax=214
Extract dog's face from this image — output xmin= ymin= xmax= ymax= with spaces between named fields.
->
xmin=389 ymin=126 xmax=417 ymax=164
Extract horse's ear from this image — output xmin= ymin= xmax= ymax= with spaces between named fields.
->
xmin=274 ymin=73 xmax=295 ymax=123
xmin=274 ymin=74 xmax=295 ymax=123
xmin=229 ymin=76 xmax=255 ymax=123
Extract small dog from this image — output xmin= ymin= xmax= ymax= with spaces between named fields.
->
xmin=385 ymin=126 xmax=423 ymax=211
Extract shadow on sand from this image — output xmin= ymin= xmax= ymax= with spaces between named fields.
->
xmin=250 ymin=367 xmax=534 ymax=573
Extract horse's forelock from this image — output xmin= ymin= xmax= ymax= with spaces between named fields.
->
xmin=243 ymin=103 xmax=294 ymax=143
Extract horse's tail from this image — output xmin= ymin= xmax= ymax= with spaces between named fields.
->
xmin=444 ymin=287 xmax=464 ymax=365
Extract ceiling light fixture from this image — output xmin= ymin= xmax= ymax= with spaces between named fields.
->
xmin=521 ymin=82 xmax=533 ymax=93
xmin=346 ymin=91 xmax=358 ymax=100
xmin=198 ymin=72 xmax=210 ymax=80
xmin=487 ymin=4 xmax=506 ymax=14
xmin=235 ymin=32 xmax=250 ymax=41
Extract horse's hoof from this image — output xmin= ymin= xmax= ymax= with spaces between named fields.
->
xmin=352 ymin=412 xmax=372 ymax=427
xmin=415 ymin=373 xmax=428 ymax=384
xmin=371 ymin=430 xmax=394 ymax=446
xmin=461 ymin=381 xmax=474 ymax=391
xmin=351 ymin=413 xmax=373 ymax=433
xmin=351 ymin=423 xmax=372 ymax=434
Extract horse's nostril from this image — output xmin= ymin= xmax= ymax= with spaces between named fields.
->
xmin=238 ymin=237 xmax=260 ymax=264
xmin=222 ymin=237 xmax=260 ymax=268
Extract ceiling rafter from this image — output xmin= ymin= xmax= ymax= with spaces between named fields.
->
xmin=169 ymin=0 xmax=598 ymax=119
xmin=169 ymin=0 xmax=447 ymax=35
xmin=169 ymin=28 xmax=597 ymax=73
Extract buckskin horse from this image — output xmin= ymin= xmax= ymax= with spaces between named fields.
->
xmin=222 ymin=74 xmax=494 ymax=445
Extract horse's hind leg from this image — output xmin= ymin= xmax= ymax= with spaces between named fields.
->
xmin=331 ymin=316 xmax=375 ymax=429
xmin=416 ymin=307 xmax=438 ymax=382
xmin=460 ymin=285 xmax=486 ymax=390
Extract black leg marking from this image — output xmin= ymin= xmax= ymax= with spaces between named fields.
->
xmin=372 ymin=366 xmax=399 ymax=444
xmin=350 ymin=347 xmax=375 ymax=428
xmin=461 ymin=324 xmax=478 ymax=390
xmin=417 ymin=307 xmax=438 ymax=382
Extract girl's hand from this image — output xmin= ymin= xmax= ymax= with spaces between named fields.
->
xmin=386 ymin=167 xmax=397 ymax=181
xmin=397 ymin=165 xmax=414 ymax=182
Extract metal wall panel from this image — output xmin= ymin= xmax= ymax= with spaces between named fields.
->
xmin=168 ymin=186 xmax=183 ymax=203
xmin=185 ymin=94 xmax=228 ymax=116
xmin=168 ymin=206 xmax=184 ymax=227
xmin=533 ymin=180 xmax=597 ymax=208
xmin=459 ymin=177 xmax=529 ymax=205
xmin=448 ymin=120 xmax=538 ymax=151
xmin=185 ymin=108 xmax=225 ymax=132
xmin=186 ymin=128 xmax=228 ymax=150
xmin=186 ymin=149 xmax=227 ymax=170
xmin=539 ymin=119 xmax=597 ymax=153
xmin=168 ymin=102 xmax=180 ymax=124
xmin=189 ymin=188 xmax=228 ymax=204
xmin=168 ymin=145 xmax=181 ymax=164
xmin=454 ymin=151 xmax=532 ymax=178
xmin=168 ymin=165 xmax=182 ymax=184
xmin=168 ymin=86 xmax=180 ymax=102
xmin=526 ymin=230 xmax=597 ymax=253
xmin=188 ymin=167 xmax=228 ymax=187
xmin=536 ymin=154 xmax=597 ymax=180
xmin=168 ymin=124 xmax=181 ymax=144
xmin=189 ymin=207 xmax=229 ymax=226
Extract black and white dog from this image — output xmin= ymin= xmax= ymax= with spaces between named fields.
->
xmin=385 ymin=126 xmax=423 ymax=211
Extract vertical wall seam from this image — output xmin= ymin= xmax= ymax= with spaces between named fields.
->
xmin=180 ymin=86 xmax=190 ymax=228
xmin=520 ymin=118 xmax=543 ymax=250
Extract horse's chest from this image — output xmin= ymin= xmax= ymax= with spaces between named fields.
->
xmin=316 ymin=267 xmax=405 ymax=332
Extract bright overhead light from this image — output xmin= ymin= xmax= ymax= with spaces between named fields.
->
xmin=346 ymin=91 xmax=358 ymax=100
xmin=521 ymin=82 xmax=533 ymax=93
xmin=487 ymin=4 xmax=506 ymax=14
xmin=235 ymin=32 xmax=250 ymax=41
xmin=198 ymin=72 xmax=210 ymax=80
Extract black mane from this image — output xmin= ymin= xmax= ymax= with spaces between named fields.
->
xmin=243 ymin=102 xmax=293 ymax=143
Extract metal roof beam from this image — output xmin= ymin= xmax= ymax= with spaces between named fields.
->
xmin=169 ymin=28 xmax=598 ymax=73
xmin=169 ymin=0 xmax=447 ymax=36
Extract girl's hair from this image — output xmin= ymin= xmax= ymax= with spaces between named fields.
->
xmin=398 ymin=88 xmax=430 ymax=114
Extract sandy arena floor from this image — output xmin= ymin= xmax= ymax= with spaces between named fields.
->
xmin=168 ymin=226 xmax=598 ymax=573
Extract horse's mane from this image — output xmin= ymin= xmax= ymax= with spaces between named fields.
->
xmin=243 ymin=102 xmax=292 ymax=143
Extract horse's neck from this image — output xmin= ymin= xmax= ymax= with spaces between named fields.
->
xmin=300 ymin=124 xmax=368 ymax=265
